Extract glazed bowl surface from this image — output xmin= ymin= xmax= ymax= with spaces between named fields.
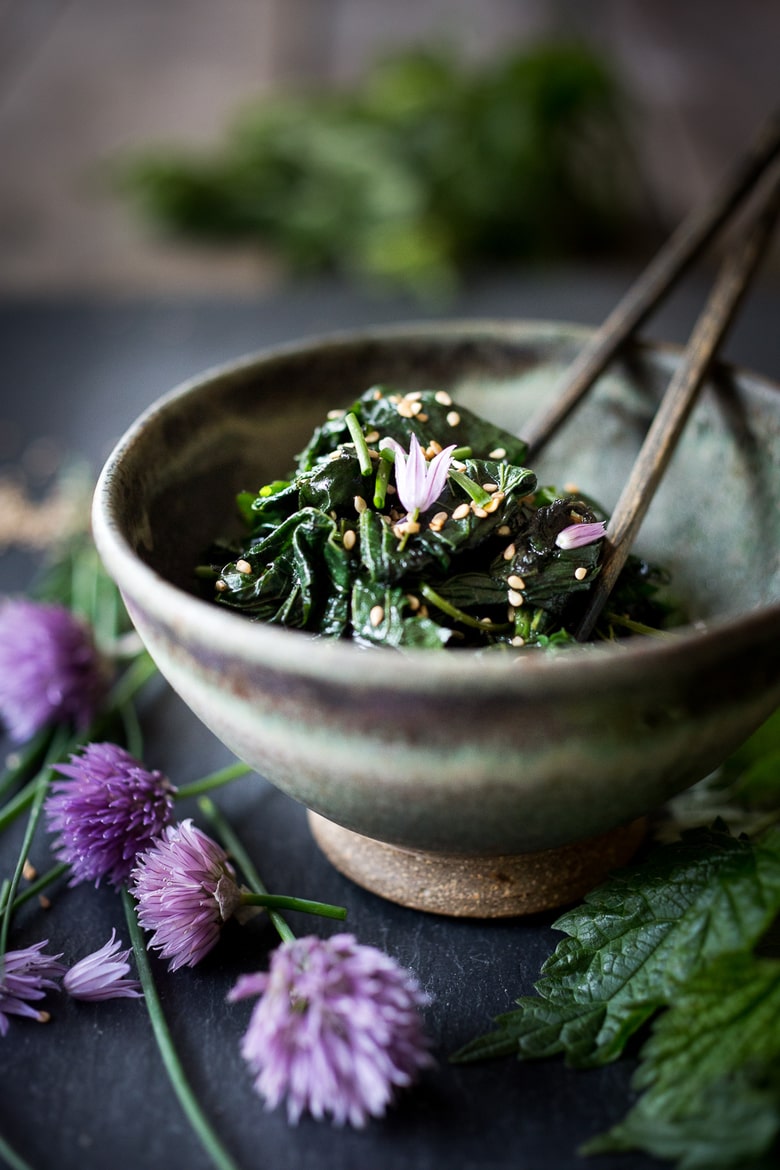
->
xmin=92 ymin=321 xmax=780 ymax=906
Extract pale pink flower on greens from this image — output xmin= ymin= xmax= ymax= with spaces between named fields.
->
xmin=229 ymin=932 xmax=433 ymax=1127
xmin=63 ymin=930 xmax=142 ymax=1002
xmin=0 ymin=940 xmax=66 ymax=1035
xmin=555 ymin=520 xmax=607 ymax=550
xmin=0 ymin=598 xmax=107 ymax=742
xmin=130 ymin=819 xmax=241 ymax=971
xmin=47 ymin=742 xmax=176 ymax=888
xmin=379 ymin=434 xmax=456 ymax=520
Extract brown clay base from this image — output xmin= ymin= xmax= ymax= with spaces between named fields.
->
xmin=308 ymin=812 xmax=648 ymax=917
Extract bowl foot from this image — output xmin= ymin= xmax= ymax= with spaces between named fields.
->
xmin=307 ymin=812 xmax=647 ymax=917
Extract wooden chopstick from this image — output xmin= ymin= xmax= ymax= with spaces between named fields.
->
xmin=575 ymin=158 xmax=780 ymax=642
xmin=522 ymin=112 xmax=780 ymax=460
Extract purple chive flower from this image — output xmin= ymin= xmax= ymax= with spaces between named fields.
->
xmin=130 ymin=819 xmax=241 ymax=972
xmin=0 ymin=940 xmax=66 ymax=1036
xmin=555 ymin=520 xmax=607 ymax=550
xmin=0 ymin=598 xmax=108 ymax=742
xmin=229 ymin=932 xmax=433 ymax=1127
xmin=379 ymin=434 xmax=456 ymax=520
xmin=63 ymin=930 xmax=142 ymax=1002
xmin=46 ymin=742 xmax=176 ymax=888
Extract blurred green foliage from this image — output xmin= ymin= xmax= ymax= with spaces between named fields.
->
xmin=119 ymin=42 xmax=641 ymax=296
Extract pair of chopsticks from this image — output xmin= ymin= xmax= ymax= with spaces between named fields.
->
xmin=522 ymin=113 xmax=780 ymax=642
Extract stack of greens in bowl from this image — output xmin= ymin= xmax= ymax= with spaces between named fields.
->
xmin=202 ymin=387 xmax=670 ymax=650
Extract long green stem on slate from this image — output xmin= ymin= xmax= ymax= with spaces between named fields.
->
xmin=122 ymin=890 xmax=243 ymax=1170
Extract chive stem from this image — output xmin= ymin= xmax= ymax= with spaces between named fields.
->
xmin=176 ymin=761 xmax=253 ymax=800
xmin=0 ymin=778 xmax=38 ymax=834
xmin=239 ymin=891 xmax=347 ymax=920
xmin=0 ymin=726 xmax=53 ymax=801
xmin=373 ymin=454 xmax=393 ymax=509
xmin=419 ymin=583 xmax=512 ymax=633
xmin=197 ymin=796 xmax=295 ymax=943
xmin=345 ymin=413 xmax=374 ymax=477
xmin=448 ymin=469 xmax=492 ymax=507
xmin=0 ymin=862 xmax=69 ymax=916
xmin=0 ymin=1131 xmax=36 ymax=1170
xmin=0 ymin=727 xmax=70 ymax=971
xmin=122 ymin=891 xmax=243 ymax=1170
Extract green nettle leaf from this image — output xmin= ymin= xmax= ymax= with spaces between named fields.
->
xmin=454 ymin=825 xmax=780 ymax=1069
xmin=584 ymin=954 xmax=780 ymax=1169
xmin=350 ymin=577 xmax=451 ymax=648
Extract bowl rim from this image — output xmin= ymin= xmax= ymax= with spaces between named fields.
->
xmin=91 ymin=317 xmax=780 ymax=696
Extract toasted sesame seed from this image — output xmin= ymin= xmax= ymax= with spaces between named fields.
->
xmin=406 ymin=390 xmax=423 ymax=401
xmin=427 ymin=439 xmax=443 ymax=456
xmin=489 ymin=447 xmax=507 ymax=459
xmin=507 ymin=606 xmax=516 ymax=620
xmin=370 ymin=605 xmax=385 ymax=627
xmin=452 ymin=503 xmax=471 ymax=520
xmin=37 ymin=1010 xmax=51 ymax=1024
xmin=406 ymin=593 xmax=421 ymax=611
xmin=435 ymin=390 xmax=452 ymax=405
xmin=429 ymin=510 xmax=449 ymax=531
xmin=329 ymin=450 xmax=341 ymax=461
xmin=343 ymin=529 xmax=356 ymax=550
xmin=215 ymin=579 xmax=228 ymax=592
xmin=482 ymin=482 xmax=499 ymax=493
xmin=410 ymin=400 xmax=423 ymax=415
xmin=483 ymin=497 xmax=501 ymax=514
xmin=373 ymin=388 xmax=383 ymax=400
xmin=417 ymin=412 xmax=429 ymax=422
xmin=353 ymin=495 xmax=368 ymax=514
xmin=327 ymin=408 xmax=345 ymax=419
xmin=23 ymin=860 xmax=37 ymax=881
xmin=364 ymin=430 xmax=380 ymax=443
xmin=451 ymin=459 xmax=467 ymax=471
xmin=503 ymin=543 xmax=516 ymax=561
xmin=497 ymin=524 xmax=511 ymax=536
xmin=386 ymin=484 xmax=397 ymax=494
xmin=507 ymin=574 xmax=526 ymax=590
xmin=396 ymin=400 xmax=414 ymax=418
xmin=446 ymin=410 xmax=461 ymax=427
xmin=564 ymin=482 xmax=580 ymax=494
xmin=38 ymin=895 xmax=51 ymax=909
xmin=471 ymin=504 xmax=488 ymax=518
xmin=388 ymin=393 xmax=401 ymax=404
xmin=507 ymin=588 xmax=524 ymax=608
xmin=236 ymin=559 xmax=252 ymax=575
xmin=511 ymin=636 xmax=526 ymax=647
xmin=574 ymin=566 xmax=588 ymax=581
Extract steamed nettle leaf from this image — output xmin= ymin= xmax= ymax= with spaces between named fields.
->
xmin=351 ymin=578 xmax=452 ymax=649
xmin=208 ymin=386 xmax=671 ymax=649
xmin=454 ymin=824 xmax=780 ymax=1069
xmin=295 ymin=388 xmax=529 ymax=472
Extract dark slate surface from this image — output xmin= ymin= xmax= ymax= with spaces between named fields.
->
xmin=1 ymin=268 xmax=778 ymax=1170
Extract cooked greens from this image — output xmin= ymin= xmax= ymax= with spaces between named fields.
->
xmin=203 ymin=388 xmax=669 ymax=649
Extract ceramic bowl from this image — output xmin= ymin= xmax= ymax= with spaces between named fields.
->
xmin=92 ymin=321 xmax=780 ymax=916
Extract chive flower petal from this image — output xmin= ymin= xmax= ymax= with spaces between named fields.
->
xmin=0 ymin=599 xmax=108 ymax=742
xmin=379 ymin=435 xmax=456 ymax=519
xmin=555 ymin=520 xmax=607 ymax=550
xmin=130 ymin=820 xmax=240 ymax=971
xmin=0 ymin=940 xmax=66 ymax=1035
xmin=229 ymin=933 xmax=433 ymax=1127
xmin=63 ymin=929 xmax=142 ymax=1001
xmin=46 ymin=742 xmax=176 ymax=888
